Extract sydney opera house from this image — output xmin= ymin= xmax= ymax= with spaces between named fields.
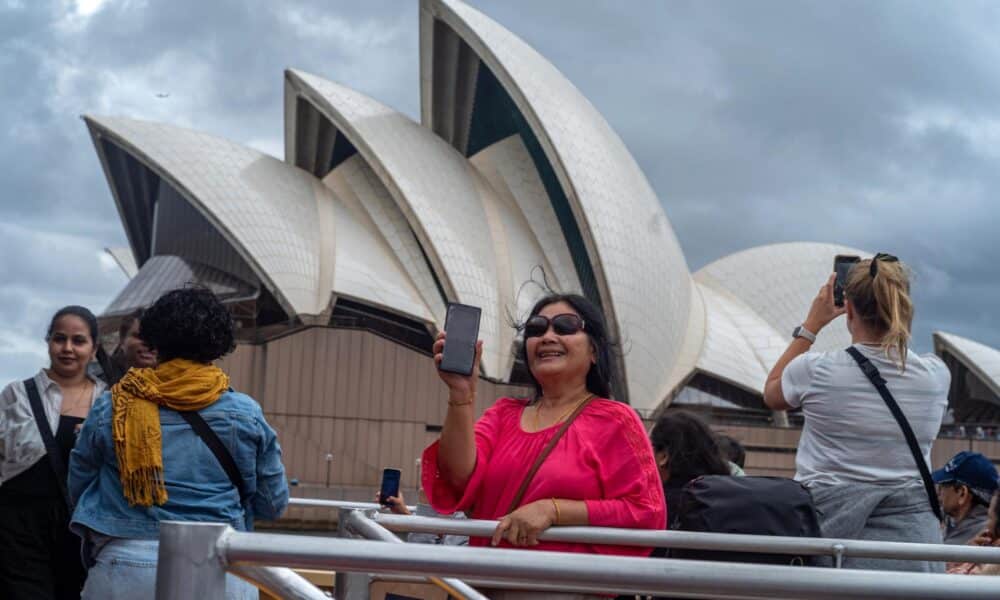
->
xmin=88 ymin=0 xmax=1000 ymax=516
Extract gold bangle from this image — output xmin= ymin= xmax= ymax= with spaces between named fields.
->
xmin=448 ymin=398 xmax=474 ymax=407
xmin=551 ymin=498 xmax=561 ymax=525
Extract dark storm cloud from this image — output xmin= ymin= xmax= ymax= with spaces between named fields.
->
xmin=1 ymin=0 xmax=997 ymax=382
xmin=475 ymin=0 xmax=1000 ymax=351
xmin=0 ymin=0 xmax=416 ymax=379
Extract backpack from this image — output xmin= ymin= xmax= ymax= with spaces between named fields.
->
xmin=671 ymin=475 xmax=822 ymax=566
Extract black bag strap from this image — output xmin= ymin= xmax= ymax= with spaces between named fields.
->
xmin=845 ymin=347 xmax=943 ymax=521
xmin=178 ymin=410 xmax=250 ymax=505
xmin=24 ymin=378 xmax=74 ymax=509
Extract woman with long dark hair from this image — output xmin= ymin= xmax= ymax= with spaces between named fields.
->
xmin=649 ymin=410 xmax=731 ymax=524
xmin=422 ymin=293 xmax=665 ymax=593
xmin=0 ymin=306 xmax=111 ymax=599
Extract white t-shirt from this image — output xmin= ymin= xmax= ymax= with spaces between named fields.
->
xmin=782 ymin=344 xmax=950 ymax=488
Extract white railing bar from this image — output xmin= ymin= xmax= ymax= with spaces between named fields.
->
xmin=370 ymin=573 xmax=683 ymax=596
xmin=288 ymin=498 xmax=416 ymax=512
xmin=228 ymin=565 xmax=328 ymax=600
xmin=219 ymin=530 xmax=1000 ymax=600
xmin=341 ymin=510 xmax=487 ymax=600
xmin=372 ymin=512 xmax=1000 ymax=564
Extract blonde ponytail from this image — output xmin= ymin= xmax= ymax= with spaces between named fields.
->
xmin=844 ymin=256 xmax=913 ymax=370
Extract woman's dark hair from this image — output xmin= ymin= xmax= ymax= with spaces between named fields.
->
xmin=47 ymin=305 xmax=114 ymax=383
xmin=108 ymin=309 xmax=146 ymax=385
xmin=118 ymin=308 xmax=144 ymax=342
xmin=517 ymin=293 xmax=615 ymax=400
xmin=649 ymin=410 xmax=731 ymax=483
xmin=140 ymin=288 xmax=235 ymax=363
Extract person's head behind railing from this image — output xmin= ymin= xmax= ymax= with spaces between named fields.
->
xmin=649 ymin=410 xmax=731 ymax=485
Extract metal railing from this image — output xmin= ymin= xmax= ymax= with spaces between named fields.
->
xmin=155 ymin=512 xmax=1000 ymax=600
xmin=374 ymin=512 xmax=1000 ymax=567
xmin=289 ymin=498 xmax=1000 ymax=567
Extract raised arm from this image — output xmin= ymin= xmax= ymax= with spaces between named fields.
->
xmin=433 ymin=332 xmax=483 ymax=490
xmin=764 ymin=273 xmax=844 ymax=410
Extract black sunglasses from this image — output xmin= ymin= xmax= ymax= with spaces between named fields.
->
xmin=523 ymin=313 xmax=586 ymax=339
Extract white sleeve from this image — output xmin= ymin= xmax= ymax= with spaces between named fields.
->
xmin=781 ymin=353 xmax=815 ymax=409
xmin=0 ymin=381 xmax=20 ymax=485
xmin=925 ymin=354 xmax=952 ymax=391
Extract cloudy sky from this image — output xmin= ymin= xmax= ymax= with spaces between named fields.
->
xmin=1 ymin=0 xmax=998 ymax=384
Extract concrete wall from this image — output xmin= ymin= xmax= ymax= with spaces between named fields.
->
xmin=712 ymin=424 xmax=1000 ymax=479
xmin=217 ymin=326 xmax=530 ymax=527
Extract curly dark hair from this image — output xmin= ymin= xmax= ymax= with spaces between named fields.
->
xmin=649 ymin=410 xmax=731 ymax=484
xmin=140 ymin=288 xmax=235 ymax=363
xmin=516 ymin=293 xmax=617 ymax=400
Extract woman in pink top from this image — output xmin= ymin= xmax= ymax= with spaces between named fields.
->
xmin=422 ymin=293 xmax=665 ymax=557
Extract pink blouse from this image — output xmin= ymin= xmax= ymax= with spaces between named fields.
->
xmin=422 ymin=397 xmax=666 ymax=555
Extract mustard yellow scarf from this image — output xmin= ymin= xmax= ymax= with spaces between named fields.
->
xmin=111 ymin=358 xmax=230 ymax=506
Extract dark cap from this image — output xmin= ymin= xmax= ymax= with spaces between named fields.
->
xmin=932 ymin=451 xmax=999 ymax=503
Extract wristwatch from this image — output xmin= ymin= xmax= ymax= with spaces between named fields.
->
xmin=792 ymin=325 xmax=817 ymax=343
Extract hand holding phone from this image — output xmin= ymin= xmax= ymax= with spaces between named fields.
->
xmin=438 ymin=303 xmax=482 ymax=376
xmin=379 ymin=468 xmax=401 ymax=507
xmin=834 ymin=255 xmax=860 ymax=307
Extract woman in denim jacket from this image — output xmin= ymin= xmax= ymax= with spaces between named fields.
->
xmin=69 ymin=288 xmax=289 ymax=600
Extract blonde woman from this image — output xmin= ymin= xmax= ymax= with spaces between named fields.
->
xmin=764 ymin=254 xmax=950 ymax=572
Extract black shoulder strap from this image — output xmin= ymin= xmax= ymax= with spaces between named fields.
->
xmin=178 ymin=410 xmax=249 ymax=505
xmin=24 ymin=378 xmax=74 ymax=509
xmin=845 ymin=347 xmax=943 ymax=521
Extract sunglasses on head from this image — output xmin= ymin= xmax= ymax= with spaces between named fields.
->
xmin=869 ymin=252 xmax=899 ymax=278
xmin=523 ymin=313 xmax=586 ymax=339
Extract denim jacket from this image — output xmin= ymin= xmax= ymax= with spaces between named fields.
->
xmin=69 ymin=390 xmax=289 ymax=539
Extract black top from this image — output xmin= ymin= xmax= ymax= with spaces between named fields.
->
xmin=0 ymin=415 xmax=84 ymax=505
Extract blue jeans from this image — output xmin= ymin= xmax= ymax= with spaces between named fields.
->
xmin=82 ymin=538 xmax=257 ymax=600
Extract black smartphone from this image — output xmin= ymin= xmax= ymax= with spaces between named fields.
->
xmin=834 ymin=255 xmax=860 ymax=307
xmin=439 ymin=302 xmax=481 ymax=376
xmin=379 ymin=468 xmax=401 ymax=505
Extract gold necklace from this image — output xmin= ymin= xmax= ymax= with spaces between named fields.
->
xmin=61 ymin=381 xmax=93 ymax=415
xmin=533 ymin=393 xmax=594 ymax=432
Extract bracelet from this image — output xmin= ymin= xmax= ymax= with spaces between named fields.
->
xmin=448 ymin=397 xmax=474 ymax=407
xmin=551 ymin=498 xmax=561 ymax=525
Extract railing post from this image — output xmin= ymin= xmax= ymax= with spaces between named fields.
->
xmin=335 ymin=508 xmax=371 ymax=600
xmin=833 ymin=543 xmax=846 ymax=569
xmin=343 ymin=509 xmax=488 ymax=600
xmin=229 ymin=565 xmax=330 ymax=600
xmin=156 ymin=521 xmax=231 ymax=600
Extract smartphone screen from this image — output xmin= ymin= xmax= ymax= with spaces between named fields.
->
xmin=439 ymin=303 xmax=481 ymax=376
xmin=379 ymin=468 xmax=401 ymax=505
xmin=834 ymin=255 xmax=860 ymax=307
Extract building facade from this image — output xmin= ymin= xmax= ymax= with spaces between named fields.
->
xmin=89 ymin=0 xmax=1000 ymax=522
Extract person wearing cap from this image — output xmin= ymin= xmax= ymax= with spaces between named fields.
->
xmin=933 ymin=451 xmax=1000 ymax=545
